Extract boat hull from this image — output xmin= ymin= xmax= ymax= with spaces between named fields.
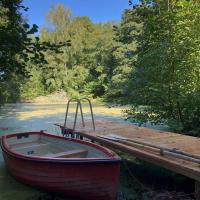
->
xmin=1 ymin=132 xmax=120 ymax=200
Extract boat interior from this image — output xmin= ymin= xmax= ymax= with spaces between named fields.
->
xmin=5 ymin=133 xmax=109 ymax=159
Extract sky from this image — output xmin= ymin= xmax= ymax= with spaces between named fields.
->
xmin=22 ymin=0 xmax=135 ymax=32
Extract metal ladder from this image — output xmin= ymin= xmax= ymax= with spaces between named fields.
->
xmin=62 ymin=98 xmax=95 ymax=137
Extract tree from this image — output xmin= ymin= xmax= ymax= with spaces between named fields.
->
xmin=0 ymin=1 xmax=68 ymax=103
xmin=105 ymin=9 xmax=142 ymax=101
xmin=39 ymin=4 xmax=115 ymax=98
xmin=0 ymin=0 xmax=34 ymax=103
xmin=126 ymin=0 xmax=200 ymax=134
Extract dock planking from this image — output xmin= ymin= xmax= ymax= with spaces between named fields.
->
xmin=55 ymin=120 xmax=200 ymax=182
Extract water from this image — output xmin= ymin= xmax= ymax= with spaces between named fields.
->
xmin=0 ymin=103 xmax=130 ymax=135
xmin=0 ymin=103 xmax=128 ymax=200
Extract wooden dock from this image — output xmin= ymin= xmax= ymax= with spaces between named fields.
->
xmin=55 ymin=120 xmax=200 ymax=198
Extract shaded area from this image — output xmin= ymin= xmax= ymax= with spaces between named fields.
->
xmin=119 ymin=156 xmax=195 ymax=200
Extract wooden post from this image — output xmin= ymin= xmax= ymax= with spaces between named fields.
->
xmin=195 ymin=181 xmax=200 ymax=200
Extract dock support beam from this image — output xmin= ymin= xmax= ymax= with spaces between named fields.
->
xmin=195 ymin=181 xmax=200 ymax=200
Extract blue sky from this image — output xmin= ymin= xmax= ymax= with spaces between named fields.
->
xmin=22 ymin=0 xmax=136 ymax=32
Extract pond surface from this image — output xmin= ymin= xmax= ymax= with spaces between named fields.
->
xmin=0 ymin=103 xmax=129 ymax=200
xmin=0 ymin=103 xmax=130 ymax=135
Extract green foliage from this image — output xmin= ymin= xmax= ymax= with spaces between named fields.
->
xmin=37 ymin=4 xmax=116 ymax=98
xmin=20 ymin=63 xmax=45 ymax=99
xmin=0 ymin=1 xmax=69 ymax=104
xmin=66 ymin=65 xmax=89 ymax=92
xmin=0 ymin=73 xmax=21 ymax=104
xmin=125 ymin=0 xmax=200 ymax=135
xmin=105 ymin=9 xmax=142 ymax=102
xmin=0 ymin=0 xmax=33 ymax=103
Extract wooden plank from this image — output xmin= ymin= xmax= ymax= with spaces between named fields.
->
xmin=75 ymin=120 xmax=200 ymax=152
xmin=50 ymin=149 xmax=88 ymax=158
xmin=56 ymin=120 xmax=200 ymax=181
xmin=10 ymin=141 xmax=48 ymax=149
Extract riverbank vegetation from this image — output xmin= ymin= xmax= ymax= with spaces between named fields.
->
xmin=1 ymin=0 xmax=200 ymax=135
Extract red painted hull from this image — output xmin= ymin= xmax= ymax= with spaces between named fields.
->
xmin=1 ymin=132 xmax=120 ymax=200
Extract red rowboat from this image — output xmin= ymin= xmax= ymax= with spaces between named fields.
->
xmin=1 ymin=131 xmax=120 ymax=200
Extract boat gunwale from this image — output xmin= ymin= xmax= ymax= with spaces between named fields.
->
xmin=1 ymin=131 xmax=121 ymax=164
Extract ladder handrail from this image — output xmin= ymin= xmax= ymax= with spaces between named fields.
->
xmin=80 ymin=97 xmax=95 ymax=131
xmin=64 ymin=98 xmax=77 ymax=125
xmin=64 ymin=97 xmax=95 ymax=132
xmin=64 ymin=98 xmax=85 ymax=131
xmin=78 ymin=100 xmax=85 ymax=129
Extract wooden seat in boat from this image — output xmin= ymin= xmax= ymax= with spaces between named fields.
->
xmin=50 ymin=149 xmax=88 ymax=158
xmin=10 ymin=141 xmax=49 ymax=149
